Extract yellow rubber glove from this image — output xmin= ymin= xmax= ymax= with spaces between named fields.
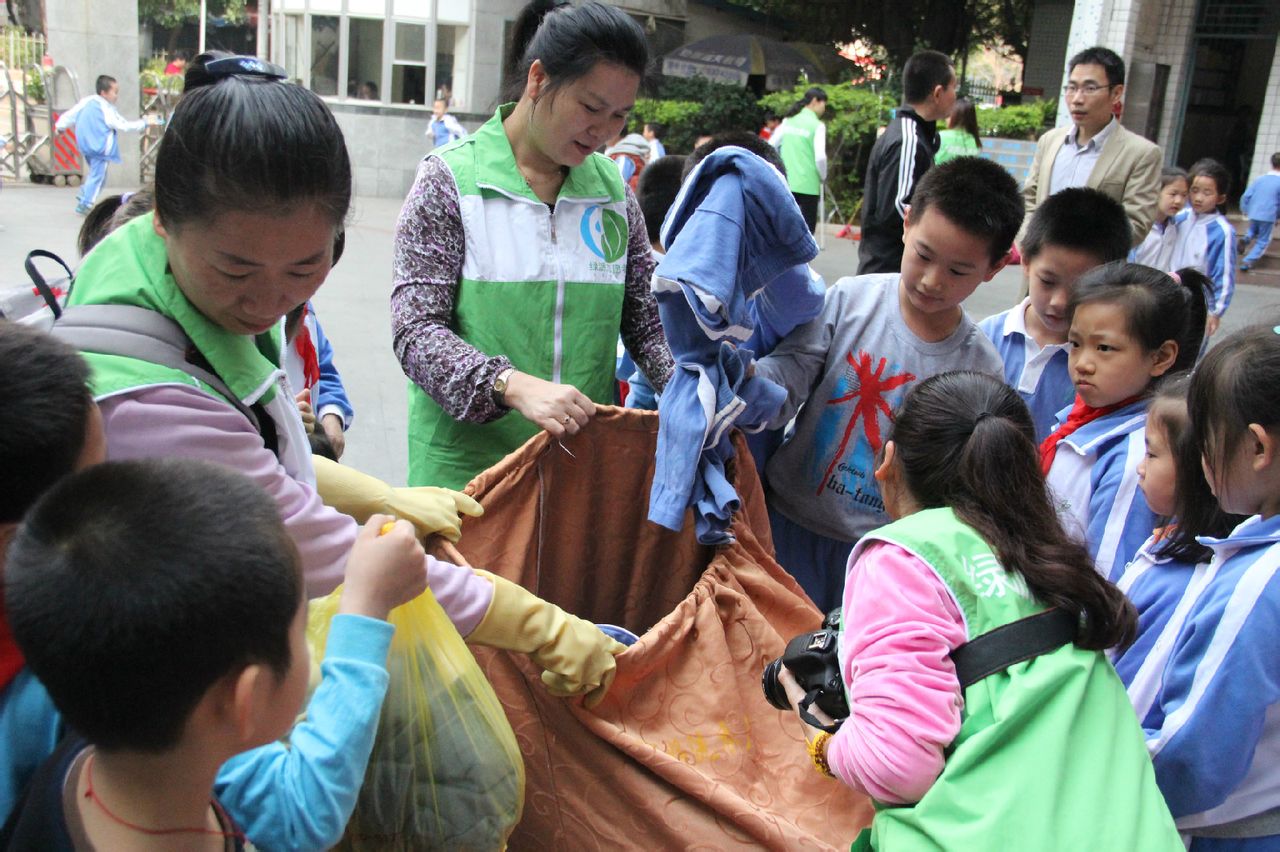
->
xmin=467 ymin=569 xmax=625 ymax=709
xmin=312 ymin=455 xmax=483 ymax=542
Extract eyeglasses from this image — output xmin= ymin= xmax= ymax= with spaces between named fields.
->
xmin=1062 ymin=83 xmax=1114 ymax=96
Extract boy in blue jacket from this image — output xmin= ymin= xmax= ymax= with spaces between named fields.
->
xmin=1240 ymin=152 xmax=1280 ymax=272
xmin=54 ymin=75 xmax=152 ymax=215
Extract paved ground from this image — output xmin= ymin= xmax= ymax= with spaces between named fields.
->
xmin=5 ymin=181 xmax=1277 ymax=485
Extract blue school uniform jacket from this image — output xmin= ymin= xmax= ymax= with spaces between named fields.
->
xmin=1144 ymin=514 xmax=1280 ymax=847
xmin=1171 ymin=210 xmax=1237 ymax=317
xmin=978 ymin=298 xmax=1074 ymax=442
xmin=1046 ymin=399 xmax=1157 ymax=581
xmin=1112 ymin=533 xmax=1215 ymax=730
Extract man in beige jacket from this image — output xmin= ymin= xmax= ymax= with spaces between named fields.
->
xmin=1023 ymin=47 xmax=1163 ymax=248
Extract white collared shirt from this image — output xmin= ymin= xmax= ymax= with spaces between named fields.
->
xmin=1049 ymin=117 xmax=1118 ymax=195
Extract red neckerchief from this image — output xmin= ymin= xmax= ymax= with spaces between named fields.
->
xmin=1039 ymin=394 xmax=1141 ymax=475
xmin=292 ymin=305 xmax=321 ymax=391
xmin=0 ymin=593 xmax=24 ymax=693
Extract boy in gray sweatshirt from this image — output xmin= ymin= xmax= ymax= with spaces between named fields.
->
xmin=755 ymin=157 xmax=1024 ymax=610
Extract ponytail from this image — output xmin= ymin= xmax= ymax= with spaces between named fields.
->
xmin=503 ymin=0 xmax=648 ymax=102
xmin=892 ymin=372 xmax=1137 ymax=650
xmin=784 ymin=86 xmax=827 ymax=118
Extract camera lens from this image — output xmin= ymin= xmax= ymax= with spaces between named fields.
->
xmin=761 ymin=657 xmax=792 ymax=711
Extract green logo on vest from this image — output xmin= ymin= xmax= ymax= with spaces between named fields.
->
xmin=580 ymin=206 xmax=627 ymax=263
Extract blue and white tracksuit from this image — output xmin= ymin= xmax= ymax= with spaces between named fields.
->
xmin=647 ymin=146 xmax=818 ymax=544
xmin=1172 ymin=210 xmax=1237 ymax=317
xmin=1046 ymin=399 xmax=1157 ymax=581
xmin=1143 ymin=514 xmax=1280 ymax=849
xmin=1130 ymin=218 xmax=1181 ymax=272
xmin=978 ymin=298 xmax=1074 ymax=442
xmin=1112 ymin=533 xmax=1216 ymax=729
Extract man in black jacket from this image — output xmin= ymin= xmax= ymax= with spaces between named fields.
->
xmin=857 ymin=51 xmax=958 ymax=274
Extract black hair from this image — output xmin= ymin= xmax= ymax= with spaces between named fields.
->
xmin=783 ymin=86 xmax=827 ymax=118
xmin=1190 ymin=326 xmax=1280 ymax=500
xmin=155 ymin=51 xmax=351 ymax=231
xmin=1068 ymin=262 xmax=1210 ymax=377
xmin=1189 ymin=157 xmax=1231 ymax=204
xmin=907 ymin=156 xmax=1023 ymax=264
xmin=889 ymin=371 xmax=1137 ymax=649
xmin=5 ymin=459 xmax=303 ymax=752
xmin=637 ymin=154 xmax=687 ymax=247
xmin=309 ymin=430 xmax=339 ymax=461
xmin=1160 ymin=166 xmax=1189 ymax=190
xmin=173 ymin=48 xmax=193 ymax=62
xmin=1020 ymin=187 xmax=1129 ymax=265
xmin=644 ymin=121 xmax=665 ymax=138
xmin=504 ymin=0 xmax=648 ymax=103
xmin=902 ymin=50 xmax=954 ymax=104
xmin=1067 ymin=46 xmax=1125 ymax=87
xmin=1272 ymin=152 xmax=1280 ymax=170
xmin=947 ymin=98 xmax=981 ymax=149
xmin=77 ymin=187 xmax=156 ymax=256
xmin=1147 ymin=372 xmax=1245 ymax=563
xmin=683 ymin=130 xmax=785 ymax=180
xmin=0 ymin=322 xmax=94 ymax=524
xmin=95 ymin=75 xmax=116 ymax=95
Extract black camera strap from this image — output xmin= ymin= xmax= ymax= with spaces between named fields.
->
xmin=797 ymin=691 xmax=841 ymax=734
xmin=949 ymin=607 xmax=1079 ymax=690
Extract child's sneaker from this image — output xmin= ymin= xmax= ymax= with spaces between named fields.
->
xmin=1240 ymin=261 xmax=1252 ymax=272
xmin=74 ymin=203 xmax=90 ymax=215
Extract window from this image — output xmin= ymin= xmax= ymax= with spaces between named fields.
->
xmin=310 ymin=15 xmax=339 ymax=96
xmin=392 ymin=22 xmax=427 ymax=105
xmin=435 ymin=24 xmax=456 ymax=104
xmin=348 ymin=18 xmax=383 ymax=100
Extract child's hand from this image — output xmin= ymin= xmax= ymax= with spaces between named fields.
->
xmin=339 ymin=515 xmax=428 ymax=621
xmin=1206 ymin=315 xmax=1221 ymax=338
xmin=296 ymin=390 xmax=316 ymax=434
xmin=321 ymin=413 xmax=346 ymax=459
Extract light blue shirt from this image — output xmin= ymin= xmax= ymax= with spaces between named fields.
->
xmin=978 ymin=297 xmax=1074 ymax=442
xmin=1049 ymin=117 xmax=1118 ymax=195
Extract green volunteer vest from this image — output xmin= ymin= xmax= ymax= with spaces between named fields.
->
xmin=65 ymin=213 xmax=285 ymax=409
xmin=777 ymin=107 xmax=822 ymax=196
xmin=848 ymin=508 xmax=1181 ymax=852
xmin=406 ymin=105 xmax=628 ymax=489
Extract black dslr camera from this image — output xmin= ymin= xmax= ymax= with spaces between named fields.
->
xmin=761 ymin=608 xmax=848 ymax=731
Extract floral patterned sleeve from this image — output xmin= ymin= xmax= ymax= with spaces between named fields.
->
xmin=620 ymin=186 xmax=674 ymax=391
xmin=391 ymin=157 xmax=512 ymax=423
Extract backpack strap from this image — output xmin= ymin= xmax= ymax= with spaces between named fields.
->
xmin=949 ymin=608 xmax=1079 ymax=690
xmin=52 ymin=305 xmax=275 ymax=452
xmin=24 ymin=250 xmax=75 ymax=319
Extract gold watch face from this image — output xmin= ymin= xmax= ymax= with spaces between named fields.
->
xmin=494 ymin=377 xmax=507 ymax=395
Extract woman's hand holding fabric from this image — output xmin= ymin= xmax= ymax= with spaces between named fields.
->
xmin=502 ymin=370 xmax=597 ymax=437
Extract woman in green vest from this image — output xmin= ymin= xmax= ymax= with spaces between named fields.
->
xmin=934 ymin=98 xmax=981 ymax=164
xmin=392 ymin=0 xmax=674 ymax=490
xmin=777 ymin=371 xmax=1182 ymax=850
xmin=769 ymin=86 xmax=828 ymax=233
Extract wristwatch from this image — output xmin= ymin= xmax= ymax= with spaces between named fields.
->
xmin=492 ymin=368 xmax=515 ymax=405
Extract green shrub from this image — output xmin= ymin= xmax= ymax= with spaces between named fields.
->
xmin=975 ymin=101 xmax=1054 ymax=140
xmin=759 ymin=83 xmax=894 ymax=221
xmin=630 ymin=77 xmax=767 ymax=153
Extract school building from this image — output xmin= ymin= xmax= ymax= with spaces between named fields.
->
xmin=1024 ymin=0 xmax=1279 ymax=197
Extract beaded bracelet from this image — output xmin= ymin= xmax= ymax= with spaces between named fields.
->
xmin=807 ymin=731 xmax=835 ymax=778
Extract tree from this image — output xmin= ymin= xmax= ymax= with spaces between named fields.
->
xmin=728 ymin=0 xmax=1031 ymax=69
xmin=138 ymin=0 xmax=248 ymax=55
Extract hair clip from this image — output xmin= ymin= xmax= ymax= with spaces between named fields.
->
xmin=1170 ymin=271 xmax=1182 ymax=285
xmin=204 ymin=56 xmax=287 ymax=82
xmin=120 ymin=191 xmax=134 ymax=204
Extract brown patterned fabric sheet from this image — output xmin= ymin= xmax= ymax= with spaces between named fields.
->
xmin=440 ymin=407 xmax=873 ymax=850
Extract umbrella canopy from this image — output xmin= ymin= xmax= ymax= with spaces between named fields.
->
xmin=662 ymin=34 xmax=822 ymax=91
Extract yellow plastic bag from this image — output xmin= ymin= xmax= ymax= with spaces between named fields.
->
xmin=308 ymin=587 xmax=525 ymax=851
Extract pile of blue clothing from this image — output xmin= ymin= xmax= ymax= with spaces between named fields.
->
xmin=647 ymin=146 xmax=823 ymax=544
